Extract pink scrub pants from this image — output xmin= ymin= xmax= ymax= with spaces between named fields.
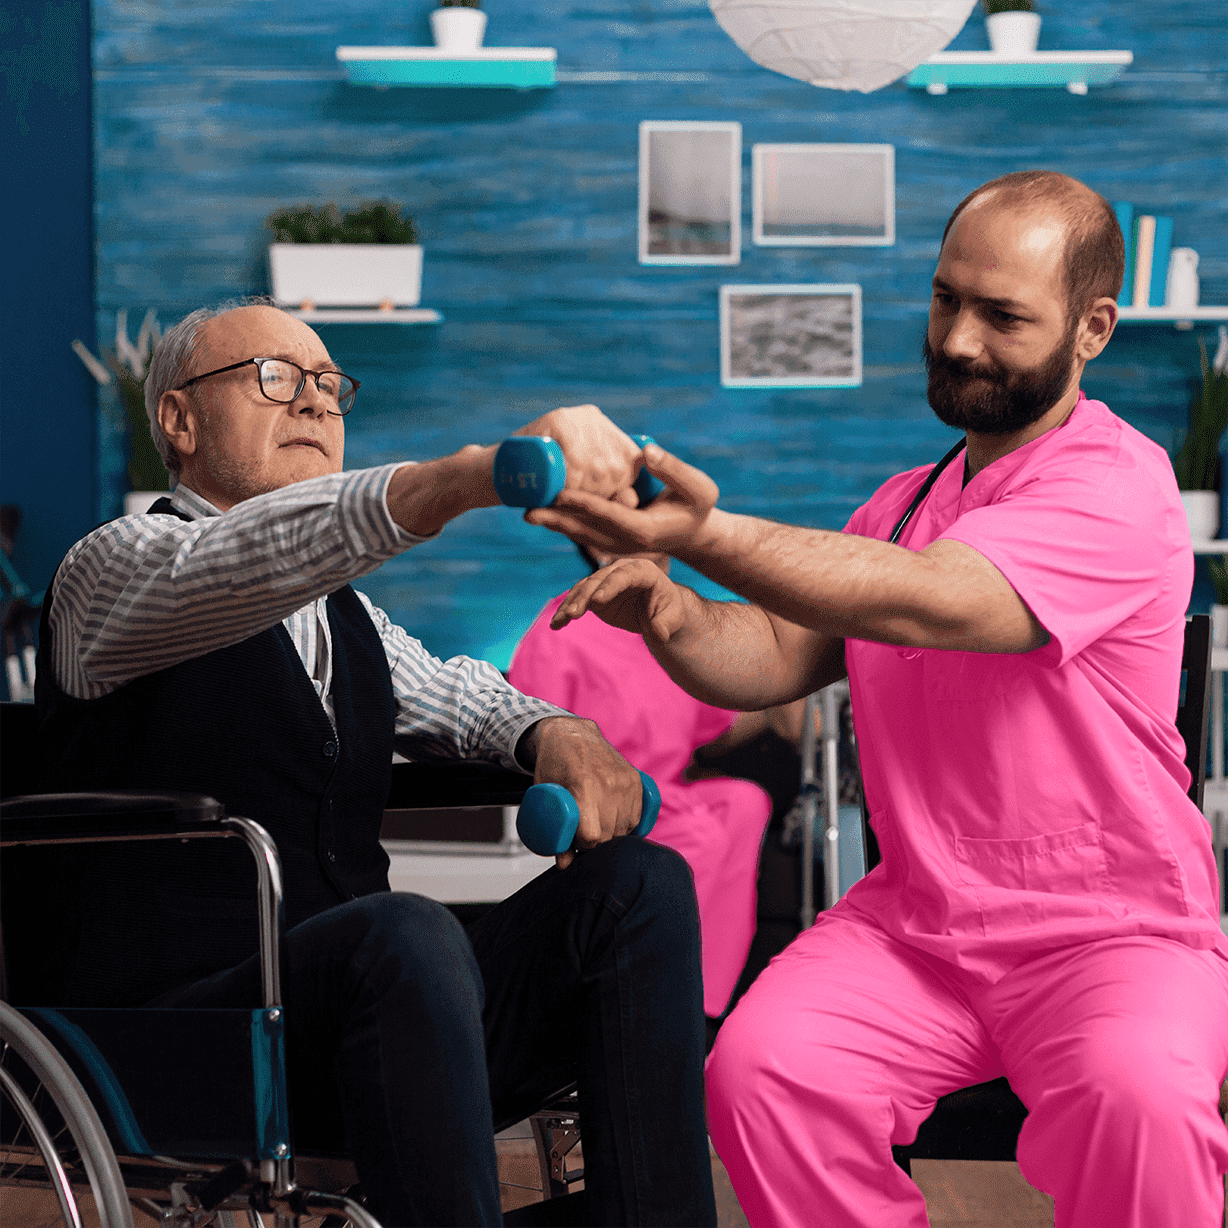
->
xmin=706 ymin=909 xmax=1228 ymax=1228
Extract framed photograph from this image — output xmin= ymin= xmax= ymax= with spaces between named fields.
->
xmin=752 ymin=144 xmax=894 ymax=246
xmin=639 ymin=121 xmax=741 ymax=265
xmin=720 ymin=284 xmax=862 ymax=388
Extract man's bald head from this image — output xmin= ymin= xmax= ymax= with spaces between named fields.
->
xmin=941 ymin=172 xmax=1124 ymax=324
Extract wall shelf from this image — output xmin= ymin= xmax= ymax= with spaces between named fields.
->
xmin=286 ymin=308 xmax=443 ymax=324
xmin=336 ymin=46 xmax=557 ymax=89
xmin=906 ymin=50 xmax=1132 ymax=94
xmin=1116 ymin=306 xmax=1228 ymax=330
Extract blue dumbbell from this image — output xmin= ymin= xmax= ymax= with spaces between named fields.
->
xmin=628 ymin=434 xmax=666 ymax=506
xmin=516 ymin=769 xmax=661 ymax=856
xmin=493 ymin=434 xmax=664 ymax=509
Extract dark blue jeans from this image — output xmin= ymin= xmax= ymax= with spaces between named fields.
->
xmin=154 ymin=837 xmax=717 ymax=1228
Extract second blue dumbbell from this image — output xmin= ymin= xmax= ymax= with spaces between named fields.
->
xmin=516 ymin=769 xmax=661 ymax=857
xmin=494 ymin=434 xmax=664 ymax=509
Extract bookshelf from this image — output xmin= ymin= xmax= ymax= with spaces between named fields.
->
xmin=1116 ymin=306 xmax=1228 ymax=330
xmin=286 ymin=308 xmax=443 ymax=324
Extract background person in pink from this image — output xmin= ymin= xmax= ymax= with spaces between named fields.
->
xmin=510 ymin=543 xmax=794 ymax=1020
xmin=524 ymin=171 xmax=1228 ymax=1228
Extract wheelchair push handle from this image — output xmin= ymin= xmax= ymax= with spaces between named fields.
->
xmin=493 ymin=434 xmax=665 ymax=509
xmin=516 ymin=769 xmax=661 ymax=857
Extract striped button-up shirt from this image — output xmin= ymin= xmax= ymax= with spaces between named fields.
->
xmin=48 ymin=463 xmax=566 ymax=769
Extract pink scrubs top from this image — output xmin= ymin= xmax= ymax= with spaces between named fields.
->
xmin=840 ymin=392 xmax=1228 ymax=981
xmin=510 ymin=596 xmax=773 ymax=1015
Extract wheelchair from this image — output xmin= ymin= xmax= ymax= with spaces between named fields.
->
xmin=0 ymin=702 xmax=583 ymax=1228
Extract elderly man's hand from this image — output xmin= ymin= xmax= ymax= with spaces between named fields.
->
xmin=515 ymin=405 xmax=644 ymax=503
xmin=386 ymin=405 xmax=654 ymax=538
xmin=517 ymin=716 xmax=643 ymax=870
xmin=526 ymin=443 xmax=720 ymax=556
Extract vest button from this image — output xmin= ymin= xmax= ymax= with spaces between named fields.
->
xmin=323 ymin=741 xmax=337 ymax=758
xmin=326 ymin=849 xmax=337 ymax=863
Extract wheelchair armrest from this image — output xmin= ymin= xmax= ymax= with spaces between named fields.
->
xmin=0 ymin=790 xmax=224 ymax=846
xmin=387 ymin=761 xmax=532 ymax=809
xmin=0 ymin=791 xmax=286 ymax=1007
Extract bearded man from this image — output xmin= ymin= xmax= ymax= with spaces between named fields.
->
xmin=527 ymin=171 xmax=1228 ymax=1228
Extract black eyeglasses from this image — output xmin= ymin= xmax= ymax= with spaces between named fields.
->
xmin=173 ymin=357 xmax=359 ymax=416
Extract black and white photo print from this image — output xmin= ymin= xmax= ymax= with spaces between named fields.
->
xmin=639 ymin=121 xmax=741 ymax=264
xmin=721 ymin=284 xmax=862 ymax=387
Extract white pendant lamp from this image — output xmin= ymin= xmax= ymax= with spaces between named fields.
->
xmin=708 ymin=0 xmax=977 ymax=93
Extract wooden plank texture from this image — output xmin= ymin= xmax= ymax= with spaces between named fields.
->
xmin=92 ymin=0 xmax=1228 ymax=663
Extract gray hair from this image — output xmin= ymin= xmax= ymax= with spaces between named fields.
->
xmin=143 ymin=296 xmax=280 ymax=479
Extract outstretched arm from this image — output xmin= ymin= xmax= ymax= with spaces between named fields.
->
xmin=54 ymin=405 xmax=647 ymax=699
xmin=550 ymin=558 xmax=847 ymax=710
xmin=533 ymin=443 xmax=1047 ymax=700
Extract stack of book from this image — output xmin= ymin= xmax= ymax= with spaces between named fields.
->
xmin=1112 ymin=202 xmax=1174 ymax=308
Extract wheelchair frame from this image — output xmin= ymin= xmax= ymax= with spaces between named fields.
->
xmin=1 ymin=737 xmax=591 ymax=1228
xmin=0 ymin=789 xmax=380 ymax=1228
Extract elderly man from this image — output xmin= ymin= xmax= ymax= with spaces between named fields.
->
xmin=34 ymin=302 xmax=717 ymax=1228
xmin=531 ymin=172 xmax=1228 ymax=1228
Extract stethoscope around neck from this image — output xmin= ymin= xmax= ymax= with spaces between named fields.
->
xmin=887 ymin=437 xmax=968 ymax=546
xmin=849 ymin=434 xmax=967 ymax=879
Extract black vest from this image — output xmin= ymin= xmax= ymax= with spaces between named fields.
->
xmin=32 ymin=499 xmax=395 ymax=1005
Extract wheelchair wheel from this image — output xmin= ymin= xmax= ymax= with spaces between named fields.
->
xmin=0 ymin=1001 xmax=134 ymax=1228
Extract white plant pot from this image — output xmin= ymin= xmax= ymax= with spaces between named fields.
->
xmin=986 ymin=11 xmax=1041 ymax=54
xmin=124 ymin=491 xmax=167 ymax=516
xmin=430 ymin=7 xmax=487 ymax=51
xmin=1180 ymin=489 xmax=1219 ymax=542
xmin=268 ymin=244 xmax=423 ymax=309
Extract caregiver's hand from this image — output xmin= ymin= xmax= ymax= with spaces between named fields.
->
xmin=525 ymin=443 xmax=719 ymax=554
xmin=551 ymin=557 xmax=691 ymax=644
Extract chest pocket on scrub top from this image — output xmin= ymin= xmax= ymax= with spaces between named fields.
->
xmin=953 ymin=821 xmax=1115 ymax=932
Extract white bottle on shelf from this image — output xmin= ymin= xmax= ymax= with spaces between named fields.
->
xmin=1166 ymin=248 xmax=1200 ymax=311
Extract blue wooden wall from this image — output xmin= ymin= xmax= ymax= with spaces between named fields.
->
xmin=2 ymin=0 xmax=97 ymax=597
xmin=92 ymin=0 xmax=1228 ymax=666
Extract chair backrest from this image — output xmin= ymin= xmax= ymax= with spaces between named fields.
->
xmin=860 ymin=615 xmax=1213 ymax=873
xmin=1175 ymin=614 xmax=1212 ymax=809
xmin=1 ymin=702 xmax=536 ymax=808
xmin=1 ymin=701 xmax=39 ymax=799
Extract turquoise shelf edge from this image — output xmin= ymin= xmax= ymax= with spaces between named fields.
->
xmin=907 ymin=59 xmax=1129 ymax=90
xmin=343 ymin=59 xmax=556 ymax=88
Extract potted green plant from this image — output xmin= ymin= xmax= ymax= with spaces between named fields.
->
xmin=73 ymin=310 xmax=172 ymax=514
xmin=982 ymin=0 xmax=1040 ymax=55
xmin=266 ymin=200 xmax=422 ymax=311
xmin=1172 ymin=329 xmax=1228 ymax=542
xmin=431 ymin=0 xmax=486 ymax=51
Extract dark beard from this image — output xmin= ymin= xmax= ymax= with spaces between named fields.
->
xmin=922 ymin=325 xmax=1077 ymax=436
